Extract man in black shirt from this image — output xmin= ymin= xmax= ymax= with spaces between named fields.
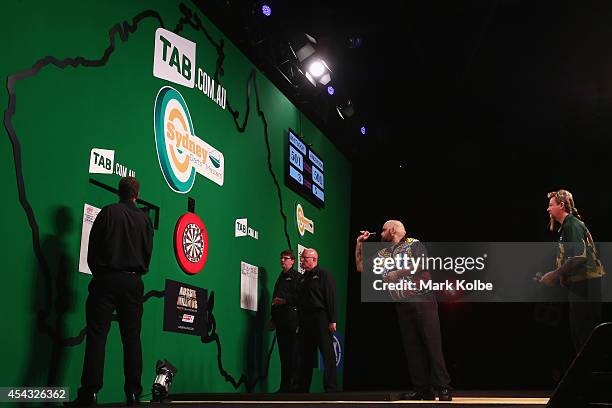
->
xmin=296 ymin=248 xmax=337 ymax=392
xmin=67 ymin=177 xmax=154 ymax=406
xmin=271 ymin=249 xmax=301 ymax=392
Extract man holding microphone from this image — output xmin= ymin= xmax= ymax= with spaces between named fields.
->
xmin=355 ymin=221 xmax=452 ymax=401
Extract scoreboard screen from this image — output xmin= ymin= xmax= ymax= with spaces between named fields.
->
xmin=285 ymin=129 xmax=324 ymax=208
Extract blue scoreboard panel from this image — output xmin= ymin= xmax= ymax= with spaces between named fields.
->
xmin=285 ymin=128 xmax=324 ymax=208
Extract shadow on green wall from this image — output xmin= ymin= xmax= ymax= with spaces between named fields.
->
xmin=21 ymin=206 xmax=77 ymax=388
xmin=245 ymin=267 xmax=271 ymax=392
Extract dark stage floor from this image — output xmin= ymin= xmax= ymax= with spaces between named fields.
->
xmin=97 ymin=391 xmax=551 ymax=408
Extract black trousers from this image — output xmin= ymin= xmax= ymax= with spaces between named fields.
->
xmin=297 ymin=310 xmax=337 ymax=392
xmin=568 ymin=278 xmax=602 ymax=352
xmin=272 ymin=305 xmax=300 ymax=392
xmin=79 ymin=273 xmax=144 ymax=397
xmin=395 ymin=298 xmax=451 ymax=393
xmin=276 ymin=326 xmax=299 ymax=392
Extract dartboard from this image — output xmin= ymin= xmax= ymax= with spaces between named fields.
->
xmin=174 ymin=213 xmax=208 ymax=275
xmin=182 ymin=223 xmax=204 ymax=262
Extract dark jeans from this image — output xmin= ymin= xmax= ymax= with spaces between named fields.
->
xmin=395 ymin=298 xmax=451 ymax=393
xmin=79 ymin=272 xmax=144 ymax=398
xmin=297 ymin=310 xmax=337 ymax=392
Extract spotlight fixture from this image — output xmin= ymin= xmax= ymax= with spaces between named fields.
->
xmin=261 ymin=4 xmax=271 ymax=17
xmin=291 ymin=33 xmax=316 ymax=64
xmin=308 ymin=60 xmax=326 ymax=77
xmin=336 ymin=99 xmax=354 ymax=120
xmin=360 ymin=126 xmax=366 ymax=135
xmin=152 ymin=359 xmax=178 ymax=402
xmin=305 ymin=59 xmax=331 ymax=86
xmin=327 ymin=86 xmax=335 ymax=95
xmin=289 ymin=33 xmax=332 ymax=87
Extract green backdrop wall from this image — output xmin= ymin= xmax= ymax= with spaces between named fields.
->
xmin=0 ymin=1 xmax=351 ymax=403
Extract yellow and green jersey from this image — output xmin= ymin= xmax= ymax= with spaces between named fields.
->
xmin=555 ymin=214 xmax=605 ymax=282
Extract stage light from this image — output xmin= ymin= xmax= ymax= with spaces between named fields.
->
xmin=291 ymin=33 xmax=317 ymax=64
xmin=360 ymin=126 xmax=366 ymax=135
xmin=261 ymin=5 xmax=272 ymax=16
xmin=152 ymin=359 xmax=178 ymax=402
xmin=303 ymin=58 xmax=331 ymax=86
xmin=327 ymin=86 xmax=335 ymax=95
xmin=336 ymin=99 xmax=354 ymax=120
xmin=317 ymin=70 xmax=331 ymax=85
xmin=308 ymin=61 xmax=325 ymax=78
xmin=289 ymin=34 xmax=332 ymax=87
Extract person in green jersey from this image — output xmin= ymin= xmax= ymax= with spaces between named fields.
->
xmin=539 ymin=189 xmax=604 ymax=351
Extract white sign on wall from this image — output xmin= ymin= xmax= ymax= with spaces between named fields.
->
xmin=89 ymin=148 xmax=114 ymax=174
xmin=240 ymin=261 xmax=259 ymax=311
xmin=153 ymin=28 xmax=196 ymax=88
xmin=153 ymin=28 xmax=227 ymax=110
xmin=78 ymin=203 xmax=101 ymax=274
xmin=297 ymin=244 xmax=308 ymax=275
xmin=235 ymin=218 xmax=259 ymax=239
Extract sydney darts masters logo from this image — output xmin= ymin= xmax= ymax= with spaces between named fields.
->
xmin=154 ymin=86 xmax=224 ymax=193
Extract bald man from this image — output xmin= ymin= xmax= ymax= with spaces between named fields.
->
xmin=356 ymin=220 xmax=452 ymax=401
xmin=296 ymin=248 xmax=338 ymax=392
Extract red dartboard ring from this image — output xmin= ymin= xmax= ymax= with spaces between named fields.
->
xmin=174 ymin=213 xmax=208 ymax=275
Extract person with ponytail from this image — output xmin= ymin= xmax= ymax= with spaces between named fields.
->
xmin=539 ymin=189 xmax=605 ymax=351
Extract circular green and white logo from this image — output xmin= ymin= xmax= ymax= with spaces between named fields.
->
xmin=154 ymin=86 xmax=197 ymax=193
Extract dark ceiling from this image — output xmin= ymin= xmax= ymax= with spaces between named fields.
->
xmin=192 ymin=0 xmax=409 ymax=159
xmin=192 ymin=0 xmax=612 ymax=165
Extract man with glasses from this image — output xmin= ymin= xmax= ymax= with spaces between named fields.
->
xmin=271 ymin=250 xmax=301 ymax=392
xmin=296 ymin=248 xmax=338 ymax=392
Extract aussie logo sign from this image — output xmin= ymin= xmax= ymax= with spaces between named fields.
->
xmin=154 ymin=86 xmax=224 ymax=193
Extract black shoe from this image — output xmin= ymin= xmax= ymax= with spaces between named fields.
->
xmin=126 ymin=393 xmax=140 ymax=405
xmin=64 ymin=393 xmax=96 ymax=407
xmin=436 ymin=387 xmax=452 ymax=401
xmin=401 ymin=390 xmax=435 ymax=400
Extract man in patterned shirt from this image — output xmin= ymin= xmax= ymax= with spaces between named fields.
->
xmin=356 ymin=220 xmax=451 ymax=401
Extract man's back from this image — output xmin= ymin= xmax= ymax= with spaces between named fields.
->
xmin=88 ymin=200 xmax=154 ymax=275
